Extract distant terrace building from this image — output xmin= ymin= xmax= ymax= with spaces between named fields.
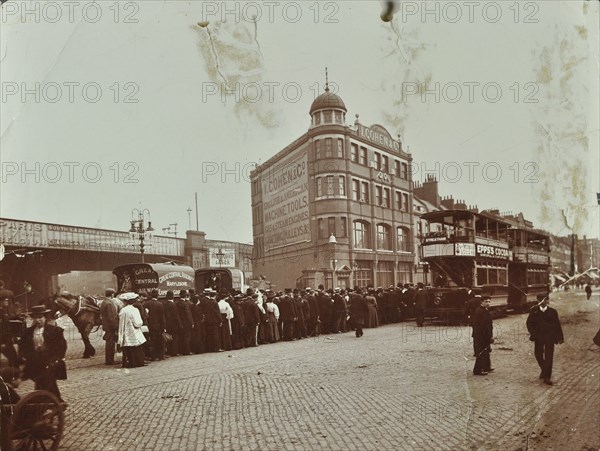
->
xmin=251 ymin=85 xmax=414 ymax=290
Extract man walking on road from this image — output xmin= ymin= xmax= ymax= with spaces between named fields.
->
xmin=472 ymin=296 xmax=494 ymax=376
xmin=414 ymin=283 xmax=427 ymax=327
xmin=526 ymin=295 xmax=564 ymax=385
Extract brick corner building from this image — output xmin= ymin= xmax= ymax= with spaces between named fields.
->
xmin=251 ymin=84 xmax=414 ymax=290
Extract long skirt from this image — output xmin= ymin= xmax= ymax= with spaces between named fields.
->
xmin=267 ymin=312 xmax=280 ymax=342
xmin=123 ymin=345 xmax=145 ymax=368
xmin=219 ymin=314 xmax=232 ymax=351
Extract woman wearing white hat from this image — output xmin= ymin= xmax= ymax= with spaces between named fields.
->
xmin=117 ymin=293 xmax=147 ymax=368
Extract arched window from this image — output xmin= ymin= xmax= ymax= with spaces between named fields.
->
xmin=376 ymin=224 xmax=392 ymax=250
xmin=353 ymin=220 xmax=371 ymax=249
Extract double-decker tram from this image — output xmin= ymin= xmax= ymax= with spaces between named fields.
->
xmin=420 ymin=210 xmax=511 ymax=319
xmin=506 ymin=224 xmax=550 ymax=311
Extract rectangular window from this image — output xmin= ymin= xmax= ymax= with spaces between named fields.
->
xmin=375 ymin=186 xmax=382 ymax=206
xmin=477 ymin=267 xmax=488 ymax=285
xmin=383 ymin=188 xmax=390 ymax=208
xmin=328 ymin=217 xmax=336 ymax=236
xmin=361 ymin=182 xmax=369 ymax=203
xmin=377 ymin=225 xmax=390 ymax=250
xmin=326 ymin=175 xmax=334 ymax=196
xmin=397 ymin=228 xmax=409 ymax=252
xmin=338 ymin=176 xmax=345 ymax=196
xmin=360 ymin=147 xmax=368 ymax=166
xmin=324 ymin=111 xmax=332 ymax=123
xmin=374 ymin=153 xmax=381 ymax=170
xmin=353 ymin=222 xmax=370 ymax=249
xmin=377 ymin=262 xmax=394 ymax=287
xmin=352 ymin=179 xmax=360 ymax=201
xmin=324 ymin=138 xmax=333 ymax=158
xmin=382 ymin=155 xmax=389 ymax=173
xmin=489 ymin=268 xmax=498 ymax=285
xmin=401 ymin=163 xmax=408 ymax=179
xmin=315 ymin=177 xmax=322 ymax=197
xmin=318 ymin=218 xmax=327 ymax=238
xmin=394 ymin=160 xmax=401 ymax=177
xmin=337 ymin=139 xmax=344 ymax=158
xmin=315 ymin=140 xmax=321 ymax=159
xmin=351 ymin=144 xmax=359 ymax=162
xmin=339 ymin=217 xmax=347 ymax=238
xmin=314 ymin=113 xmax=321 ymax=125
xmin=395 ymin=191 xmax=402 ymax=210
xmin=403 ymin=193 xmax=409 ymax=212
xmin=354 ymin=261 xmax=372 ymax=287
xmin=335 ymin=111 xmax=342 ymax=123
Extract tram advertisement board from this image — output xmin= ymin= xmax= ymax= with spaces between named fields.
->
xmin=475 ymin=244 xmax=510 ymax=260
xmin=455 ymin=243 xmax=475 ymax=256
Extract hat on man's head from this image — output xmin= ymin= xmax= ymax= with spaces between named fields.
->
xmin=219 ymin=288 xmax=228 ymax=295
xmin=179 ymin=290 xmax=188 ymax=298
xmin=105 ymin=288 xmax=116 ymax=296
xmin=0 ymin=296 xmax=11 ymax=302
xmin=150 ymin=289 xmax=159 ymax=298
xmin=28 ymin=305 xmax=52 ymax=317
xmin=284 ymin=288 xmax=292 ymax=293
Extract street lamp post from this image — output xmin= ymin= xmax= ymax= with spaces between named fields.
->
xmin=215 ymin=248 xmax=225 ymax=268
xmin=187 ymin=207 xmax=192 ymax=230
xmin=329 ymin=234 xmax=337 ymax=289
xmin=129 ymin=208 xmax=154 ymax=263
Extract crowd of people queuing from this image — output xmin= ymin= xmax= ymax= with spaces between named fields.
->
xmin=99 ymin=283 xmax=427 ymax=367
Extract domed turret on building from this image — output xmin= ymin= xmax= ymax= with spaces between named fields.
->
xmin=309 ymin=90 xmax=347 ymax=115
xmin=309 ymin=68 xmax=347 ymax=127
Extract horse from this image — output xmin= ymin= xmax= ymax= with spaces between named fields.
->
xmin=46 ymin=293 xmax=102 ymax=358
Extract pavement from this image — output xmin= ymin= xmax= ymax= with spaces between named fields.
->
xmin=8 ymin=289 xmax=600 ymax=450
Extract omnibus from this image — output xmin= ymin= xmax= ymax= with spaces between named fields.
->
xmin=506 ymin=224 xmax=551 ymax=311
xmin=112 ymin=263 xmax=195 ymax=298
xmin=194 ymin=268 xmax=246 ymax=293
xmin=420 ymin=209 xmax=511 ymax=319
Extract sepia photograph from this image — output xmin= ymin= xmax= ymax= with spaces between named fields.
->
xmin=1 ymin=1 xmax=599 ymax=449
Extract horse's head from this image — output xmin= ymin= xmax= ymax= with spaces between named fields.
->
xmin=52 ymin=293 xmax=78 ymax=315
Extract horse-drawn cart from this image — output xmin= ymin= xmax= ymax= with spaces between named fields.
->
xmin=1 ymin=390 xmax=67 ymax=450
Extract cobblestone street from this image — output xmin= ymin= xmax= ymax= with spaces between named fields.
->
xmin=16 ymin=290 xmax=600 ymax=450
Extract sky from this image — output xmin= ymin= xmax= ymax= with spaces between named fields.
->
xmin=1 ymin=0 xmax=599 ymax=245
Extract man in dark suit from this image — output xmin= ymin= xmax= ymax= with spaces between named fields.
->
xmin=332 ymin=289 xmax=347 ymax=333
xmin=163 ymin=291 xmax=182 ymax=356
xmin=349 ymin=288 xmax=369 ymax=338
xmin=176 ymin=290 xmax=195 ymax=355
xmin=145 ymin=289 xmax=166 ymax=360
xmin=472 ymin=296 xmax=494 ymax=376
xmin=20 ymin=305 xmax=67 ymax=401
xmin=279 ymin=289 xmax=297 ymax=341
xmin=305 ymin=288 xmax=320 ymax=337
xmin=526 ymin=295 xmax=564 ymax=385
xmin=413 ymin=283 xmax=428 ymax=327
xmin=100 ymin=289 xmax=119 ymax=365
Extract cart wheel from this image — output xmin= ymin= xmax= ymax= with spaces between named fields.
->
xmin=7 ymin=390 xmax=64 ymax=451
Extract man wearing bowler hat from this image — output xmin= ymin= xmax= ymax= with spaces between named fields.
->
xmin=20 ymin=305 xmax=67 ymax=401
xmin=526 ymin=294 xmax=564 ymax=385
